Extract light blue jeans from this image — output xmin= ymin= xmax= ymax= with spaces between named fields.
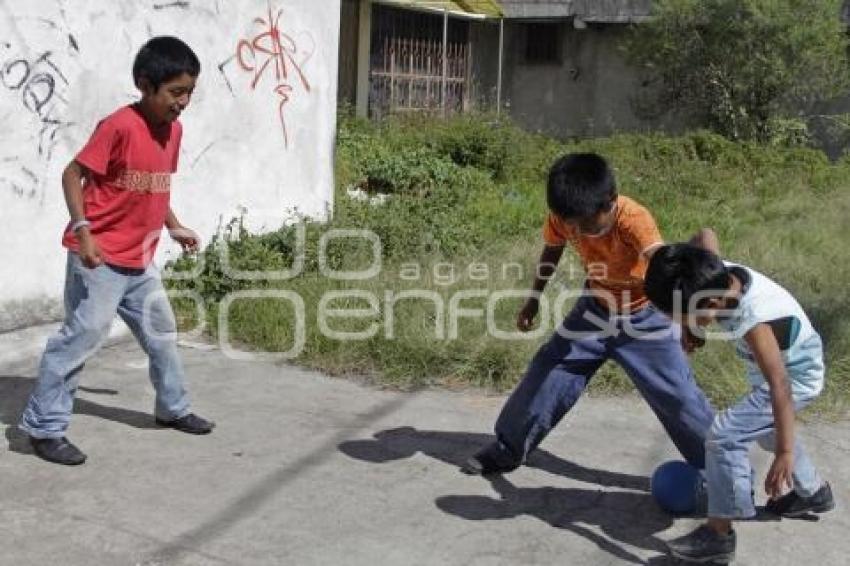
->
xmin=705 ymin=384 xmax=823 ymax=518
xmin=20 ymin=252 xmax=191 ymax=439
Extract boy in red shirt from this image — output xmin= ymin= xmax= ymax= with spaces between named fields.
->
xmin=20 ymin=36 xmax=214 ymax=466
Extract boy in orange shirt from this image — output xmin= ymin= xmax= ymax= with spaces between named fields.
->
xmin=465 ymin=153 xmax=714 ymax=475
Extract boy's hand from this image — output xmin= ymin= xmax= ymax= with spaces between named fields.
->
xmin=517 ymin=298 xmax=540 ymax=332
xmin=765 ymin=451 xmax=794 ymax=499
xmin=77 ymin=230 xmax=104 ymax=268
xmin=681 ymin=326 xmax=706 ymax=354
xmin=169 ymin=226 xmax=201 ymax=253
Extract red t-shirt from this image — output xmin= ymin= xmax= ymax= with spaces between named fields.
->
xmin=62 ymin=104 xmax=182 ymax=268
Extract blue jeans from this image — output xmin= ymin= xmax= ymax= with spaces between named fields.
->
xmin=20 ymin=252 xmax=191 ymax=439
xmin=494 ymin=293 xmax=715 ymax=469
xmin=706 ymin=384 xmax=823 ymax=519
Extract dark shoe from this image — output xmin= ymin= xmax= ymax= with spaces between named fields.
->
xmin=156 ymin=413 xmax=215 ymax=435
xmin=29 ymin=436 xmax=87 ymax=466
xmin=667 ymin=525 xmax=736 ymax=564
xmin=765 ymin=482 xmax=835 ymax=518
xmin=461 ymin=441 xmax=520 ymax=475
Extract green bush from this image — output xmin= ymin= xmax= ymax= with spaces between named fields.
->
xmin=358 ymin=146 xmax=456 ymax=195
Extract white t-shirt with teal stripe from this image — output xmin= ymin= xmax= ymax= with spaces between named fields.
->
xmin=715 ymin=262 xmax=824 ymax=398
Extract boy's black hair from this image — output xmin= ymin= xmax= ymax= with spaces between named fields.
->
xmin=546 ymin=153 xmax=617 ymax=219
xmin=644 ymin=243 xmax=731 ymax=314
xmin=132 ymin=36 xmax=200 ymax=91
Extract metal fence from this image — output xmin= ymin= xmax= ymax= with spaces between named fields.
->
xmin=369 ymin=6 xmax=472 ymax=118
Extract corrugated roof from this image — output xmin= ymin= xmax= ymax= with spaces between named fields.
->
xmin=499 ymin=0 xmax=571 ymax=19
xmin=374 ymin=0 xmax=504 ymax=18
xmin=499 ymin=0 xmax=652 ymax=22
xmin=573 ymin=0 xmax=652 ymax=22
xmin=456 ymin=0 xmax=505 ymax=16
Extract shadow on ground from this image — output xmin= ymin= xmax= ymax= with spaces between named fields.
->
xmin=439 ymin=474 xmax=671 ymax=564
xmin=339 ymin=426 xmax=650 ymax=491
xmin=1 ymin=374 xmax=159 ymax=454
xmin=340 ymin=427 xmax=669 ymax=564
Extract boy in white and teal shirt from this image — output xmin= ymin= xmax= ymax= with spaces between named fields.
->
xmin=644 ymin=234 xmax=834 ymax=564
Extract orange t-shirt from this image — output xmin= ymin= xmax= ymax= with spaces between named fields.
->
xmin=543 ymin=195 xmax=663 ymax=312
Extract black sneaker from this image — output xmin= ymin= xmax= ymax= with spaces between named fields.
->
xmin=765 ymin=482 xmax=835 ymax=518
xmin=155 ymin=413 xmax=215 ymax=435
xmin=667 ymin=525 xmax=736 ymax=564
xmin=29 ymin=436 xmax=87 ymax=466
xmin=461 ymin=441 xmax=520 ymax=475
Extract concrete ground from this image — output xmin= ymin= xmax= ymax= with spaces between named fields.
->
xmin=1 ymin=333 xmax=848 ymax=566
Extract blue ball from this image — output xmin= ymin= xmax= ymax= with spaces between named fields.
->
xmin=651 ymin=460 xmax=702 ymax=514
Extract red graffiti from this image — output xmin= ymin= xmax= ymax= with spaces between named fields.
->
xmin=236 ymin=3 xmax=313 ymax=148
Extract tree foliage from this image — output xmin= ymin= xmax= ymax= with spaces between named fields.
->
xmin=628 ymin=0 xmax=850 ymax=141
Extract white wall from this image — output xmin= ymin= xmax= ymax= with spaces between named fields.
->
xmin=0 ymin=0 xmax=340 ymax=330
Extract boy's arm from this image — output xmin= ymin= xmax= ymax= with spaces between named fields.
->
xmin=517 ymin=244 xmax=564 ymax=331
xmin=63 ymin=160 xmax=103 ymax=268
xmin=164 ymin=208 xmax=183 ymax=231
xmin=165 ymin=208 xmax=200 ymax=253
xmin=689 ymin=227 xmax=721 ymax=255
xmin=532 ymin=245 xmax=565 ymax=293
xmin=745 ymin=323 xmax=796 ymax=499
xmin=63 ymin=160 xmax=87 ymax=224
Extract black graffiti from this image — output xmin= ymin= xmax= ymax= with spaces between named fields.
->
xmin=1 ymin=48 xmax=75 ymax=201
xmin=38 ymin=116 xmax=74 ymax=162
xmin=23 ymin=72 xmax=56 ymax=114
xmin=0 ymin=158 xmax=39 ymax=200
xmin=218 ymin=55 xmax=235 ymax=96
xmin=1 ymin=59 xmax=30 ymax=89
xmin=153 ymin=1 xmax=190 ymax=10
xmin=2 ymin=51 xmax=68 ymax=114
xmin=2 ymin=180 xmax=35 ymax=199
xmin=0 ymin=50 xmax=74 ymax=159
xmin=20 ymin=166 xmax=38 ymax=183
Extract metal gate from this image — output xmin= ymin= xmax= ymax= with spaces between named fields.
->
xmin=369 ymin=5 xmax=472 ymax=119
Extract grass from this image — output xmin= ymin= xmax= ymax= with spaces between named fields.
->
xmin=167 ymin=112 xmax=850 ymax=418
